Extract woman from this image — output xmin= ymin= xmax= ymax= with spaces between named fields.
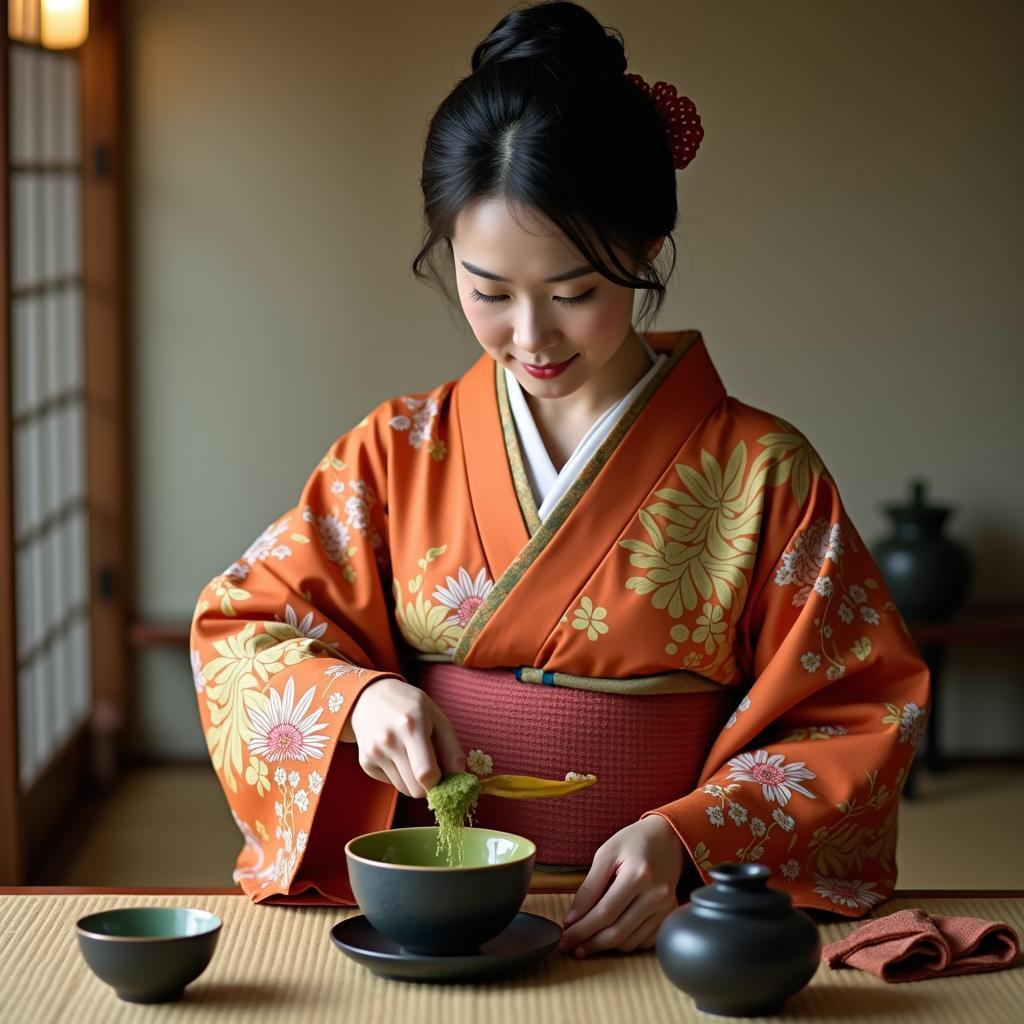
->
xmin=190 ymin=1 xmax=930 ymax=958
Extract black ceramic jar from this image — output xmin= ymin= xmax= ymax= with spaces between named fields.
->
xmin=656 ymin=863 xmax=821 ymax=1017
xmin=872 ymin=479 xmax=972 ymax=622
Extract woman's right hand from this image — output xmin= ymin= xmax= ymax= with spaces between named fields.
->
xmin=340 ymin=677 xmax=466 ymax=798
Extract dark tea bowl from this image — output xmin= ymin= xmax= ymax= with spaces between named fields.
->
xmin=345 ymin=826 xmax=536 ymax=955
xmin=75 ymin=906 xmax=222 ymax=1003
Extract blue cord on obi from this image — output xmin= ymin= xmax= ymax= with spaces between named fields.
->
xmin=513 ymin=667 xmax=556 ymax=686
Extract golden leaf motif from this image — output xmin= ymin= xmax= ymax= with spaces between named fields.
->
xmin=392 ymin=577 xmax=461 ymax=654
xmin=202 ymin=622 xmax=324 ymax=792
xmin=209 ymin=575 xmax=251 ymax=617
xmin=692 ymin=841 xmax=714 ymax=871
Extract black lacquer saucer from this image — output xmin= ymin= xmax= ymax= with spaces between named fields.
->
xmin=330 ymin=911 xmax=562 ymax=983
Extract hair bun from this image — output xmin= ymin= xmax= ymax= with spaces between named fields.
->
xmin=471 ymin=1 xmax=627 ymax=80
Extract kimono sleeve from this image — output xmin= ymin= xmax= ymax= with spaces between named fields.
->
xmin=641 ymin=461 xmax=931 ymax=918
xmin=189 ymin=411 xmax=405 ymax=903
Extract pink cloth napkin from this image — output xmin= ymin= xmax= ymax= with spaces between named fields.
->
xmin=823 ymin=908 xmax=1020 ymax=983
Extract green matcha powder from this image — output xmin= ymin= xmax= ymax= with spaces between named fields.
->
xmin=425 ymin=772 xmax=482 ymax=866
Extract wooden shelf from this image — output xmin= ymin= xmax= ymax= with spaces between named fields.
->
xmin=908 ymin=605 xmax=1024 ymax=646
xmin=129 ymin=621 xmax=190 ymax=648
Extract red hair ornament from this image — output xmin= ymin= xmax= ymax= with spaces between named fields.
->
xmin=626 ymin=73 xmax=704 ymax=170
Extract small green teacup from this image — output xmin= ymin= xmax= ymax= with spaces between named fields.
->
xmin=345 ymin=826 xmax=536 ymax=955
xmin=75 ymin=907 xmax=221 ymax=1003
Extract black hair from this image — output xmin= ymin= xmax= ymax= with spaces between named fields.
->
xmin=411 ymin=1 xmax=680 ymax=330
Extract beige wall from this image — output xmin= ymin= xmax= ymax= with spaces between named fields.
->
xmin=125 ymin=1 xmax=1024 ymax=758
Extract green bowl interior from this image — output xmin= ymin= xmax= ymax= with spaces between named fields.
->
xmin=77 ymin=907 xmax=221 ymax=940
xmin=347 ymin=826 xmax=535 ymax=869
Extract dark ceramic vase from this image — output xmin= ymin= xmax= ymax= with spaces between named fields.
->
xmin=872 ymin=480 xmax=972 ymax=622
xmin=656 ymin=863 xmax=821 ymax=1017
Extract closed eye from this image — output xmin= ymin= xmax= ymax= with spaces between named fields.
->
xmin=469 ymin=287 xmax=597 ymax=307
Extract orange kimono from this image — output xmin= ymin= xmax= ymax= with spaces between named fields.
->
xmin=190 ymin=330 xmax=930 ymax=916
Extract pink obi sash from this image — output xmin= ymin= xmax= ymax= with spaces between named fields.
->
xmin=394 ymin=662 xmax=738 ymax=869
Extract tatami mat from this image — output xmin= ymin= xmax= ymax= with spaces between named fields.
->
xmin=1 ymin=893 xmax=1022 ymax=1023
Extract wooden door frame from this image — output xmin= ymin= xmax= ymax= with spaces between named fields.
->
xmin=81 ymin=0 xmax=129 ymax=796
xmin=1 ymin=0 xmax=24 ymax=884
xmin=0 ymin=0 xmax=128 ymax=884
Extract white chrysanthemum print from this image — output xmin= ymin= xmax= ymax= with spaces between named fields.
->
xmin=801 ymin=652 xmax=821 ymax=673
xmin=774 ymin=518 xmax=844 ymax=589
xmin=860 ymin=607 xmax=880 ymax=626
xmin=772 ymin=808 xmax=795 ymax=832
xmin=344 ymin=480 xmax=374 ymax=534
xmin=324 ymin=662 xmax=368 ymax=680
xmin=467 ymin=749 xmax=494 ymax=777
xmin=814 ymin=577 xmax=833 ymax=597
xmin=247 ymin=676 xmax=330 ymax=763
xmin=389 ymin=395 xmax=439 ymax=449
xmin=781 ymin=858 xmax=800 ymax=881
xmin=276 ymin=603 xmax=329 ymax=641
xmin=296 ymin=831 xmax=308 ymax=854
xmin=849 ymin=584 xmax=867 ymax=605
xmin=565 ymin=771 xmax=597 ymax=782
xmin=826 ymin=664 xmax=847 ymax=681
xmin=899 ymin=702 xmax=927 ymax=746
xmin=433 ymin=566 xmax=494 ymax=628
xmin=727 ymin=802 xmax=748 ymax=826
xmin=273 ymin=767 xmax=286 ymax=785
xmin=191 ymin=648 xmax=207 ymax=694
xmin=703 ymin=783 xmax=726 ymax=797
xmin=812 ymin=873 xmax=884 ymax=909
xmin=312 ymin=510 xmax=351 ymax=564
xmin=288 ymin=770 xmax=300 ymax=787
xmin=839 ymin=603 xmax=854 ymax=624
xmin=817 ymin=725 xmax=846 ymax=737
xmin=328 ymin=693 xmax=344 ymax=713
xmin=725 ymin=694 xmax=751 ymax=729
xmin=749 ymin=817 xmax=767 ymax=838
xmin=706 ymin=805 xmax=725 ymax=827
xmin=294 ymin=789 xmax=309 ymax=813
xmin=223 ymin=560 xmax=250 ymax=583
xmin=308 ymin=770 xmax=323 ymax=795
xmin=229 ymin=809 xmax=276 ymax=885
xmin=236 ymin=517 xmax=292 ymax=569
xmin=726 ymin=750 xmax=818 ymax=806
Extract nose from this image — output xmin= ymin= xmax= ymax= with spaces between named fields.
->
xmin=513 ymin=309 xmax=560 ymax=356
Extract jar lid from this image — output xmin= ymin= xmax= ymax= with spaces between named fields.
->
xmin=691 ymin=863 xmax=793 ymax=917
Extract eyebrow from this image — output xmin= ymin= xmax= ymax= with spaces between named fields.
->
xmin=460 ymin=260 xmax=595 ymax=284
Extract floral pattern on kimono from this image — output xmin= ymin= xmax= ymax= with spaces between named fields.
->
xmin=191 ymin=331 xmax=930 ymax=914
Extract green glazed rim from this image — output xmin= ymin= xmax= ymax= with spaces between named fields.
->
xmin=346 ymin=825 xmax=536 ymax=872
xmin=75 ymin=907 xmax=222 ymax=943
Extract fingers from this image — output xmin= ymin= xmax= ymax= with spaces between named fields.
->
xmin=372 ymin=759 xmax=406 ymax=794
xmin=560 ymin=864 xmax=637 ymax=952
xmin=430 ymin=707 xmax=467 ymax=774
xmin=561 ymin=875 xmax=677 ymax=957
xmin=390 ymin=751 xmax=428 ymax=799
xmin=405 ymin=740 xmax=443 ymax=796
xmin=359 ymin=750 xmax=421 ymax=798
xmin=617 ymin=911 xmax=664 ymax=952
xmin=563 ymin=850 xmax=617 ymax=928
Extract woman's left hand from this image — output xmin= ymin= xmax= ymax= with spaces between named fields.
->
xmin=557 ymin=814 xmax=685 ymax=958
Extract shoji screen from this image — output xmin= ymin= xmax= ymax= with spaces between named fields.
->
xmin=8 ymin=40 xmax=91 ymax=790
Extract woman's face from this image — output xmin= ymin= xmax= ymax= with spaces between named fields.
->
xmin=451 ymin=197 xmax=661 ymax=400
